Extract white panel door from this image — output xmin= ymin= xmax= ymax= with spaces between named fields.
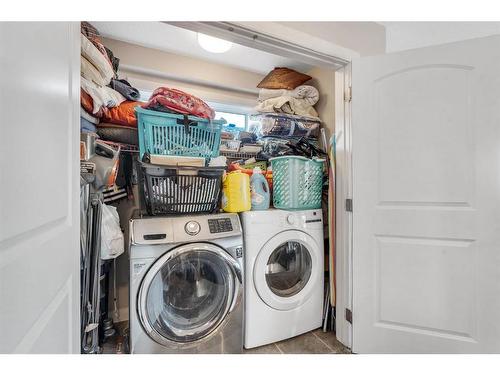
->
xmin=0 ymin=22 xmax=80 ymax=353
xmin=352 ymin=35 xmax=500 ymax=353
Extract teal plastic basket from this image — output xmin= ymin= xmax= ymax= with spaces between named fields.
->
xmin=270 ymin=156 xmax=325 ymax=210
xmin=135 ymin=107 xmax=224 ymax=160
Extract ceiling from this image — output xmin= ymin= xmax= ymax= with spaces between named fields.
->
xmin=92 ymin=22 xmax=314 ymax=75
xmin=277 ymin=22 xmax=386 ymax=56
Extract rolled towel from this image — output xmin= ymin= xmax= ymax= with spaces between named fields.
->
xmin=109 ymin=79 xmax=140 ymax=101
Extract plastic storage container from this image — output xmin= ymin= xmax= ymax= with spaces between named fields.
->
xmin=139 ymin=162 xmax=225 ymax=215
xmin=222 ymin=171 xmax=251 ymax=213
xmin=250 ymin=113 xmax=321 ymax=139
xmin=136 ymin=107 xmax=224 ymax=160
xmin=270 ymin=156 xmax=324 ymax=210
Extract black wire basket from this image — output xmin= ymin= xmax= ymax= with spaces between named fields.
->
xmin=139 ymin=162 xmax=225 ymax=215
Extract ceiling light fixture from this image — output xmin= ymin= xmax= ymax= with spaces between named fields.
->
xmin=197 ymin=33 xmax=232 ymax=53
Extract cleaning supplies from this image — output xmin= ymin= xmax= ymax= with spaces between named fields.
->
xmin=250 ymin=167 xmax=270 ymax=210
xmin=222 ymin=171 xmax=251 ymax=212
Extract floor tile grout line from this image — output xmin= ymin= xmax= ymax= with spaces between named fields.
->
xmin=311 ymin=331 xmax=336 ymax=353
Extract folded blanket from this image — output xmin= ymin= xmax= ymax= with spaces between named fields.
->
xmin=81 ymin=117 xmax=97 ymax=133
xmin=109 ymin=79 xmax=140 ymax=101
xmin=81 ymin=77 xmax=126 ymax=114
xmin=81 ymin=56 xmax=108 ymax=86
xmin=256 ymin=84 xmax=320 ymax=119
xmin=81 ymin=34 xmax=115 ymax=85
xmin=258 ymin=85 xmax=319 ymax=106
xmin=81 ymin=108 xmax=99 ymax=125
xmin=255 ymin=96 xmax=319 ymax=119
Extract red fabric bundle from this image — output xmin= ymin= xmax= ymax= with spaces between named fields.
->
xmin=101 ymin=101 xmax=144 ymax=127
xmin=143 ymin=87 xmax=215 ymax=120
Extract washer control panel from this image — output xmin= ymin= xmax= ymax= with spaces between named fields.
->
xmin=208 ymin=218 xmax=233 ymax=234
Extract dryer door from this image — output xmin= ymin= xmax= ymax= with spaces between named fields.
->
xmin=137 ymin=243 xmax=242 ymax=345
xmin=253 ymin=230 xmax=321 ymax=311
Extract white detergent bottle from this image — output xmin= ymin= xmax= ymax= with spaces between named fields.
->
xmin=250 ymin=167 xmax=270 ymax=210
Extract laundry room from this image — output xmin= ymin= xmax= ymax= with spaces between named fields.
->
xmin=5 ymin=5 xmax=500 ymax=367
xmin=79 ymin=21 xmax=345 ymax=354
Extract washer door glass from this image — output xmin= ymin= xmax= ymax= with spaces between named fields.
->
xmin=144 ymin=248 xmax=234 ymax=343
xmin=265 ymin=241 xmax=312 ymax=298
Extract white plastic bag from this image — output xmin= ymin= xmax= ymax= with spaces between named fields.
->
xmin=100 ymin=204 xmax=124 ymax=260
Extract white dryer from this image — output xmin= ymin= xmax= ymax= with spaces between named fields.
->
xmin=240 ymin=209 xmax=324 ymax=348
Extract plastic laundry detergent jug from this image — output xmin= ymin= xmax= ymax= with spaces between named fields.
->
xmin=222 ymin=171 xmax=251 ymax=213
xmin=250 ymin=167 xmax=270 ymax=210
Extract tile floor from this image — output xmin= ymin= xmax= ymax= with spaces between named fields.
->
xmin=244 ymin=329 xmax=350 ymax=354
xmin=101 ymin=322 xmax=350 ymax=354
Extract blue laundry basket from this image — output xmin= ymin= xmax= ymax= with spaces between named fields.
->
xmin=135 ymin=107 xmax=224 ymax=160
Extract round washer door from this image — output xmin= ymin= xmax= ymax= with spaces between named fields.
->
xmin=138 ymin=243 xmax=242 ymax=345
xmin=253 ymin=230 xmax=320 ymax=311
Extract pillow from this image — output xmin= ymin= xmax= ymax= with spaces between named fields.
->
xmin=257 ymin=67 xmax=312 ymax=90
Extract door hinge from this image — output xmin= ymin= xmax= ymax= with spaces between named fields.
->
xmin=345 ymin=198 xmax=353 ymax=212
xmin=345 ymin=308 xmax=352 ymax=324
xmin=344 ymin=86 xmax=352 ymax=102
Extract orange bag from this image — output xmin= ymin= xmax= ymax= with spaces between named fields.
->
xmin=101 ymin=101 xmax=144 ymax=127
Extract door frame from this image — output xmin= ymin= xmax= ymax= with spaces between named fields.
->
xmin=333 ymin=64 xmax=353 ymax=348
xmin=168 ymin=22 xmax=353 ymax=347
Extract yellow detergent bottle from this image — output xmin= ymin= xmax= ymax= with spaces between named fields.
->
xmin=222 ymin=171 xmax=251 ymax=213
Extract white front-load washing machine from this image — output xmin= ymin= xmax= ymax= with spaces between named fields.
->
xmin=240 ymin=208 xmax=324 ymax=348
xmin=129 ymin=213 xmax=244 ymax=353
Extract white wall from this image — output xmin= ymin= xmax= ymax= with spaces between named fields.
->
xmin=102 ymin=37 xmax=262 ymax=109
xmin=384 ymin=22 xmax=500 ymax=52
